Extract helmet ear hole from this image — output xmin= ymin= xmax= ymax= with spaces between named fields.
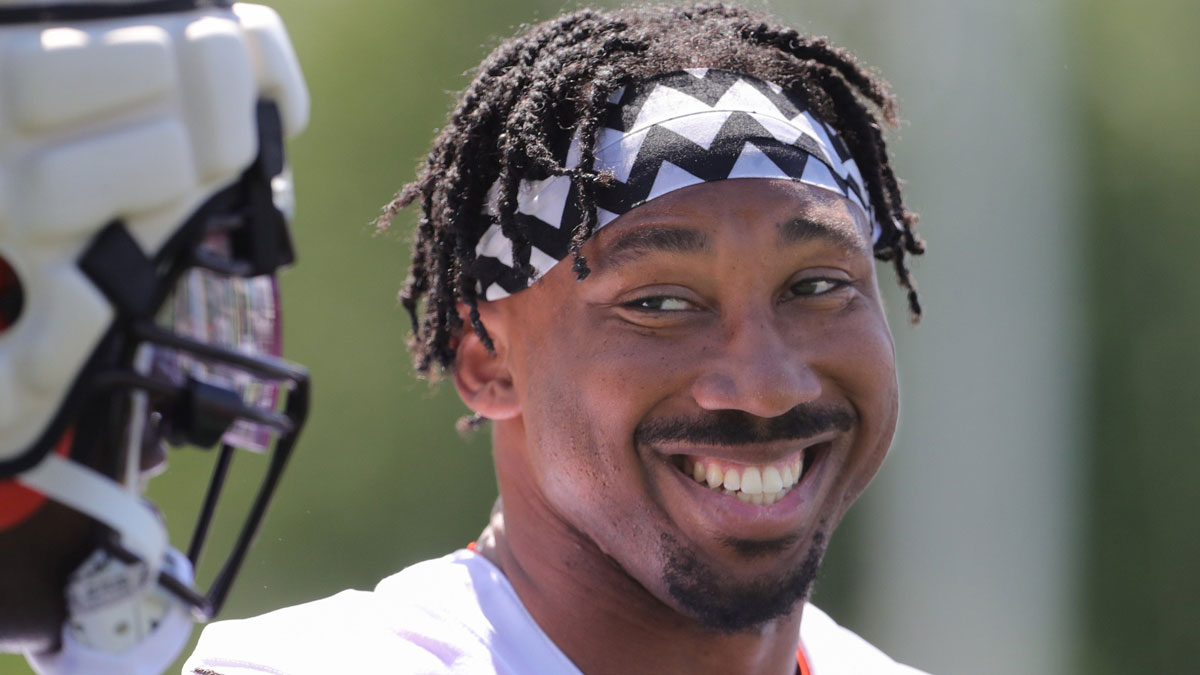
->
xmin=0 ymin=254 xmax=23 ymax=332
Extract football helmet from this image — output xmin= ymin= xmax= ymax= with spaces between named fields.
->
xmin=0 ymin=1 xmax=309 ymax=672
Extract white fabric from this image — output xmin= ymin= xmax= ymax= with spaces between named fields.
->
xmin=184 ymin=549 xmax=928 ymax=674
xmin=800 ymin=605 xmax=930 ymax=675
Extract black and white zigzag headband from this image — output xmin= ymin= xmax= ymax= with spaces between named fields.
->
xmin=474 ymin=68 xmax=883 ymax=301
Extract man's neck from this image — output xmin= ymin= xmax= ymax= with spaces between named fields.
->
xmin=475 ymin=495 xmax=805 ymax=675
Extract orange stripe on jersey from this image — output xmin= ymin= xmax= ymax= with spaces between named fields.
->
xmin=797 ymin=643 xmax=811 ymax=675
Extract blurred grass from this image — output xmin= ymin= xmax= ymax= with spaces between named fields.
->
xmin=1075 ymin=0 xmax=1200 ymax=672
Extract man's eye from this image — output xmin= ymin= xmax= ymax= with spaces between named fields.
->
xmin=790 ymin=278 xmax=846 ymax=296
xmin=626 ymin=296 xmax=694 ymax=311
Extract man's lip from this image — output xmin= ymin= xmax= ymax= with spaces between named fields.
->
xmin=646 ymin=429 xmax=841 ymax=463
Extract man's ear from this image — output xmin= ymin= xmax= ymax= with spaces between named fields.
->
xmin=452 ymin=304 xmax=521 ymax=421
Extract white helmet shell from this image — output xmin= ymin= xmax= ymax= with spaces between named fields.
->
xmin=0 ymin=2 xmax=308 ymax=473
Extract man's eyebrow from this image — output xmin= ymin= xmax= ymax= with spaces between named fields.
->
xmin=599 ymin=225 xmax=709 ymax=270
xmin=777 ymin=216 xmax=869 ymax=253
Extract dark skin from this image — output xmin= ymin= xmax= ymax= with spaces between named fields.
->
xmin=457 ymin=178 xmax=899 ymax=674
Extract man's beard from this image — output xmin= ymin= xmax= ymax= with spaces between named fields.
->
xmin=631 ymin=403 xmax=846 ymax=633
xmin=660 ymin=529 xmax=828 ymax=634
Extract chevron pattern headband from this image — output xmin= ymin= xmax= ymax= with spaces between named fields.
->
xmin=474 ymin=68 xmax=882 ymax=301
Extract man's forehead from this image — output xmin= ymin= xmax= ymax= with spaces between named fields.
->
xmin=590 ymin=180 xmax=871 ymax=268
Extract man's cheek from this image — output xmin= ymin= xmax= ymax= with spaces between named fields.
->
xmin=523 ymin=379 xmax=607 ymax=483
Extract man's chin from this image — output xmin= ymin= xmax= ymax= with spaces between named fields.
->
xmin=660 ymin=530 xmax=827 ymax=634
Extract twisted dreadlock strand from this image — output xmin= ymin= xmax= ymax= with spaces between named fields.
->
xmin=566 ymin=69 xmax=620 ymax=280
xmin=733 ymin=20 xmax=924 ymax=319
xmin=565 ymin=44 xmax=652 ymax=280
xmin=385 ymin=12 xmax=616 ymax=368
xmin=385 ymin=3 xmax=924 ymax=375
xmin=493 ymin=17 xmax=602 ymax=280
xmin=805 ymin=64 xmax=925 ymax=320
xmin=740 ymin=24 xmax=896 ymax=122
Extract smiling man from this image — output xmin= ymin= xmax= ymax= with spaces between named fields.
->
xmin=186 ymin=4 xmax=927 ymax=674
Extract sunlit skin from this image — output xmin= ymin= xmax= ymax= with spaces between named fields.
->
xmin=458 ymin=178 xmax=899 ymax=675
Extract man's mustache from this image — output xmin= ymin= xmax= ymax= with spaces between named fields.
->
xmin=634 ymin=403 xmax=855 ymax=447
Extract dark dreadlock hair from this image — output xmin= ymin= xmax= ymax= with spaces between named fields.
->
xmin=378 ymin=2 xmax=924 ymax=376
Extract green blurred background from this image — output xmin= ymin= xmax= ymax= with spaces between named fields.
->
xmin=5 ymin=0 xmax=1199 ymax=673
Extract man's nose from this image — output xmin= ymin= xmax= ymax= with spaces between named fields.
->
xmin=690 ymin=310 xmax=821 ymax=419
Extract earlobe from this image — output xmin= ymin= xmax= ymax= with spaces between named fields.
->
xmin=453 ymin=307 xmax=521 ymax=421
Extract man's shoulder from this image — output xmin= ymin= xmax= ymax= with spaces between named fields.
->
xmin=182 ymin=550 xmax=576 ymax=675
xmin=181 ymin=586 xmax=441 ymax=675
xmin=801 ymin=604 xmax=929 ymax=675
xmin=182 ymin=552 xmax=477 ymax=675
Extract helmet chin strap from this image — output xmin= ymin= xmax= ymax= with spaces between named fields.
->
xmin=14 ymin=454 xmax=166 ymax=578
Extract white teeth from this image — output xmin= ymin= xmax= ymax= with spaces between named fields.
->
xmin=706 ymin=464 xmax=724 ymax=489
xmin=740 ymin=467 xmax=762 ymax=495
xmin=762 ymin=467 xmax=783 ymax=494
xmin=685 ymin=456 xmax=804 ymax=505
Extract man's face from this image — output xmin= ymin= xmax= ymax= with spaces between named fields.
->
xmin=484 ymin=178 xmax=898 ymax=631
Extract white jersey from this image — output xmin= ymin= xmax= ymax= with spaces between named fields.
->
xmin=184 ymin=549 xmax=927 ymax=675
